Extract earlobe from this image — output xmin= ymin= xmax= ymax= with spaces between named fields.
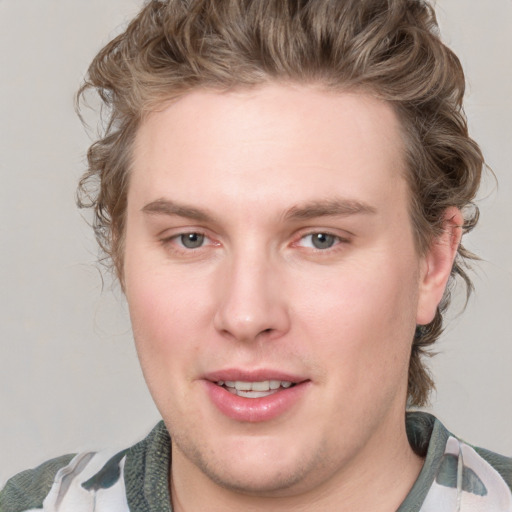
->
xmin=416 ymin=207 xmax=463 ymax=325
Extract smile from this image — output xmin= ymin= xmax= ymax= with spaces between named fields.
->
xmin=216 ymin=380 xmax=295 ymax=398
xmin=205 ymin=374 xmax=309 ymax=422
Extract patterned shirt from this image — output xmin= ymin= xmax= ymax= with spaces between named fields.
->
xmin=1 ymin=412 xmax=511 ymax=511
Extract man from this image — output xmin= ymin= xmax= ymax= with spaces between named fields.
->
xmin=1 ymin=0 xmax=510 ymax=511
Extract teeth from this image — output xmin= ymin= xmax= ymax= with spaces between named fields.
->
xmin=251 ymin=381 xmax=269 ymax=391
xmin=241 ymin=390 xmax=274 ymax=398
xmin=218 ymin=380 xmax=295 ymax=392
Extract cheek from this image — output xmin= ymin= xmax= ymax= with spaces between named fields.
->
xmin=125 ymin=273 xmax=211 ymax=425
xmin=124 ymin=260 xmax=212 ymax=382
xmin=294 ymin=256 xmax=419 ymax=381
xmin=299 ymin=256 xmax=418 ymax=327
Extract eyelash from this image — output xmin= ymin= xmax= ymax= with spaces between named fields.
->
xmin=294 ymin=232 xmax=348 ymax=251
xmin=161 ymin=231 xmax=216 ymax=252
xmin=160 ymin=230 xmax=350 ymax=255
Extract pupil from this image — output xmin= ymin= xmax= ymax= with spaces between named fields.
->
xmin=312 ymin=233 xmax=334 ymax=249
xmin=181 ymin=233 xmax=204 ymax=249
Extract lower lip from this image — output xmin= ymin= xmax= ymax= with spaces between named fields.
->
xmin=204 ymin=381 xmax=310 ymax=423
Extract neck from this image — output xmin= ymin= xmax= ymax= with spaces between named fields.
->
xmin=169 ymin=413 xmax=424 ymax=512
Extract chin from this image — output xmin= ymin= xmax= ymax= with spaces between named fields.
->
xmin=174 ymin=431 xmax=327 ymax=497
xmin=201 ymin=458 xmax=314 ymax=496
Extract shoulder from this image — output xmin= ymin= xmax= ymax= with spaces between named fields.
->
xmin=404 ymin=412 xmax=512 ymax=512
xmin=426 ymin=433 xmax=512 ymax=511
xmin=0 ymin=454 xmax=75 ymax=512
xmin=0 ymin=449 xmax=130 ymax=512
xmin=407 ymin=412 xmax=512 ymax=483
xmin=473 ymin=445 xmax=512 ymax=492
xmin=0 ymin=423 xmax=170 ymax=512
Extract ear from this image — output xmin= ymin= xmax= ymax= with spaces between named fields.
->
xmin=416 ymin=207 xmax=463 ymax=325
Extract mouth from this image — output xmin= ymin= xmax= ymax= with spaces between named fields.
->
xmin=215 ymin=379 xmax=296 ymax=398
xmin=204 ymin=370 xmax=309 ymax=422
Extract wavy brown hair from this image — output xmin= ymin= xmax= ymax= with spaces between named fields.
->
xmin=77 ymin=0 xmax=484 ymax=406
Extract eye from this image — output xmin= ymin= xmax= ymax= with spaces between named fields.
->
xmin=177 ymin=232 xmax=205 ymax=249
xmin=298 ymin=232 xmax=340 ymax=250
xmin=160 ymin=230 xmax=220 ymax=257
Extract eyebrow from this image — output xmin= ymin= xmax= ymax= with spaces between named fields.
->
xmin=142 ymin=198 xmax=215 ymax=223
xmin=283 ymin=198 xmax=377 ymax=221
xmin=141 ymin=197 xmax=377 ymax=222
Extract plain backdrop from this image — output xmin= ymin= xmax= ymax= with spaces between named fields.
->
xmin=1 ymin=0 xmax=511 ymax=486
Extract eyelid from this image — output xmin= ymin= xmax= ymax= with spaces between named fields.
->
xmin=160 ymin=229 xmax=220 ymax=252
xmin=292 ymin=230 xmax=352 ymax=250
xmin=158 ymin=226 xmax=351 ymax=254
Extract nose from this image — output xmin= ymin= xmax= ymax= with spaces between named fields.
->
xmin=213 ymin=252 xmax=290 ymax=342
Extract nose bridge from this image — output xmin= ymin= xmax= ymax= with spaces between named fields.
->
xmin=213 ymin=242 xmax=289 ymax=341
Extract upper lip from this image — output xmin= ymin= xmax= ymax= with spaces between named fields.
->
xmin=203 ymin=369 xmax=308 ymax=384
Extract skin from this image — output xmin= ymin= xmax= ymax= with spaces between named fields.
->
xmin=123 ymin=83 xmax=462 ymax=512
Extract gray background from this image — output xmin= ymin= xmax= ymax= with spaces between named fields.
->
xmin=1 ymin=0 xmax=511 ymax=486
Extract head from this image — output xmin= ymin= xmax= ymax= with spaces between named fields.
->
xmin=77 ymin=0 xmax=482 ymax=418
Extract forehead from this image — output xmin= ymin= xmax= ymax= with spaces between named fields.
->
xmin=130 ymin=84 xmax=407 ymax=220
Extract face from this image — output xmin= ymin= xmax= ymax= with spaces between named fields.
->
xmin=124 ymin=84 xmax=434 ymax=497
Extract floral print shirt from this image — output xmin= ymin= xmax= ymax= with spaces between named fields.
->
xmin=1 ymin=413 xmax=511 ymax=512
